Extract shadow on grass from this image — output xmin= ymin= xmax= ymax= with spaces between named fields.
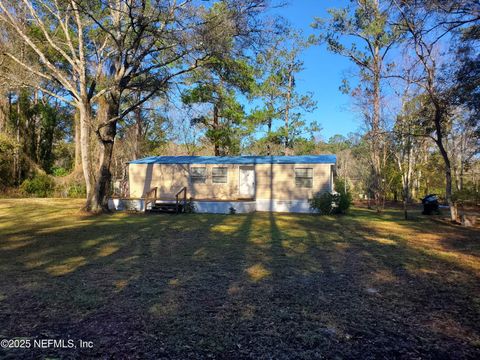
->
xmin=0 ymin=201 xmax=479 ymax=359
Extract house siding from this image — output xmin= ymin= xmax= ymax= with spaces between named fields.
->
xmin=129 ymin=163 xmax=240 ymax=199
xmin=254 ymin=163 xmax=332 ymax=201
xmin=129 ymin=162 xmax=333 ymax=201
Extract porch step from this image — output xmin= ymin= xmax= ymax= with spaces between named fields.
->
xmin=148 ymin=202 xmax=183 ymax=214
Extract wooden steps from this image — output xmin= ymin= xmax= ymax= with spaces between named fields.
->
xmin=148 ymin=201 xmax=183 ymax=214
xmin=145 ymin=186 xmax=187 ymax=214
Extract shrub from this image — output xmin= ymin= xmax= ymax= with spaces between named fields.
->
xmin=452 ymin=188 xmax=480 ymax=206
xmin=337 ymin=191 xmax=352 ymax=214
xmin=52 ymin=166 xmax=69 ymax=177
xmin=0 ymin=134 xmax=18 ymax=188
xmin=309 ymin=190 xmax=352 ymax=215
xmin=20 ymin=174 xmax=56 ymax=197
xmin=67 ymin=183 xmax=86 ymax=198
xmin=229 ymin=206 xmax=237 ymax=215
xmin=184 ymin=197 xmax=196 ymax=213
xmin=309 ymin=192 xmax=334 ymax=215
xmin=334 ymin=177 xmax=347 ymax=194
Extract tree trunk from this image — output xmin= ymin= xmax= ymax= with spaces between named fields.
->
xmin=266 ymin=101 xmax=273 ymax=156
xmin=30 ymin=90 xmax=38 ymax=163
xmin=372 ymin=45 xmax=383 ymax=213
xmin=15 ymin=93 xmax=21 ymax=184
xmin=402 ymin=157 xmax=411 ymax=220
xmin=36 ymin=95 xmax=44 ymax=166
xmin=90 ymin=94 xmax=119 ymax=212
xmin=284 ymin=63 xmax=293 ymax=155
xmin=459 ymin=133 xmax=465 ymax=190
xmin=79 ymin=103 xmax=94 ymax=210
xmin=0 ymin=92 xmax=7 ymax=133
xmin=213 ymin=103 xmax=220 ymax=156
xmin=433 ymin=105 xmax=457 ymax=222
xmin=267 ymin=118 xmax=272 ymax=155
xmin=74 ymin=110 xmax=82 ymax=170
xmin=134 ymin=106 xmax=143 ymax=159
xmin=91 ymin=122 xmax=116 ymax=212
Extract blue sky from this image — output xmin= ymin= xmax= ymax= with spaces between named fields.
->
xmin=272 ymin=0 xmax=360 ymax=140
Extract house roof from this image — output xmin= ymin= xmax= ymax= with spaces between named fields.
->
xmin=129 ymin=155 xmax=337 ymax=165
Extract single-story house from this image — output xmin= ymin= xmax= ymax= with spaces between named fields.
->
xmin=110 ymin=155 xmax=336 ymax=213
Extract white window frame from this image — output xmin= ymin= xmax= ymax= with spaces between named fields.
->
xmin=190 ymin=167 xmax=207 ymax=184
xmin=212 ymin=167 xmax=228 ymax=184
xmin=295 ymin=167 xmax=313 ymax=188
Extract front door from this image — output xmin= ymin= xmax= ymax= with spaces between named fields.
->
xmin=239 ymin=166 xmax=255 ymax=198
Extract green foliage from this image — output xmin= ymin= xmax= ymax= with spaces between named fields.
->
xmin=249 ymin=30 xmax=318 ymax=154
xmin=0 ymin=134 xmax=18 ymax=188
xmin=334 ymin=177 xmax=347 ymax=193
xmin=326 ymin=134 xmax=351 ymax=152
xmin=452 ymin=22 xmax=480 ymax=128
xmin=52 ymin=141 xmax=75 ymax=173
xmin=314 ymin=1 xmax=401 ymax=64
xmin=182 ymin=54 xmax=255 ymax=155
xmin=52 ymin=166 xmax=69 ymax=177
xmin=309 ymin=192 xmax=334 ymax=215
xmin=334 ymin=177 xmax=353 ymax=213
xmin=290 ymin=138 xmax=317 ymax=155
xmin=310 ymin=180 xmax=352 ymax=215
xmin=337 ymin=191 xmax=353 ymax=214
xmin=37 ymin=103 xmax=62 ymax=173
xmin=452 ymin=188 xmax=480 ymax=206
xmin=20 ymin=175 xmax=56 ymax=197
xmin=3 ymin=89 xmax=73 ymax=183
xmin=67 ymin=183 xmax=86 ymax=198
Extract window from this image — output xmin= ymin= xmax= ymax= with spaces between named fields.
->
xmin=191 ymin=167 xmax=206 ymax=183
xmin=212 ymin=167 xmax=228 ymax=184
xmin=295 ymin=168 xmax=313 ymax=188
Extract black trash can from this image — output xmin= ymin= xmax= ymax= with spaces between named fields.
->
xmin=422 ymin=194 xmax=439 ymax=215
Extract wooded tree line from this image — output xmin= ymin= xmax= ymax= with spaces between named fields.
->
xmin=315 ymin=0 xmax=479 ymax=220
xmin=0 ymin=0 xmax=478 ymax=217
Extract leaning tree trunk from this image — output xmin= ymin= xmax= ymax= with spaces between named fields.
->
xmin=90 ymin=94 xmax=119 ymax=212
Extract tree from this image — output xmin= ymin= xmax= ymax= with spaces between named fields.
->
xmin=450 ymin=9 xmax=480 ymax=132
xmin=251 ymin=30 xmax=317 ymax=155
xmin=393 ymin=1 xmax=479 ymax=221
xmin=447 ymin=110 xmax=480 ymax=192
xmin=392 ymin=93 xmax=427 ymax=219
xmin=325 ymin=134 xmax=354 ymax=194
xmin=181 ymin=1 xmax=269 ymax=156
xmin=313 ymin=0 xmax=401 ymax=212
xmin=1 ymin=0 xmax=268 ymax=211
xmin=182 ymin=57 xmax=254 ymax=156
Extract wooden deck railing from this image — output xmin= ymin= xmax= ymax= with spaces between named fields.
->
xmin=144 ymin=187 xmax=158 ymax=211
xmin=175 ymin=187 xmax=187 ymax=214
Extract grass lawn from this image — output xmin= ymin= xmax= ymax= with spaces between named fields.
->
xmin=0 ymin=199 xmax=479 ymax=359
